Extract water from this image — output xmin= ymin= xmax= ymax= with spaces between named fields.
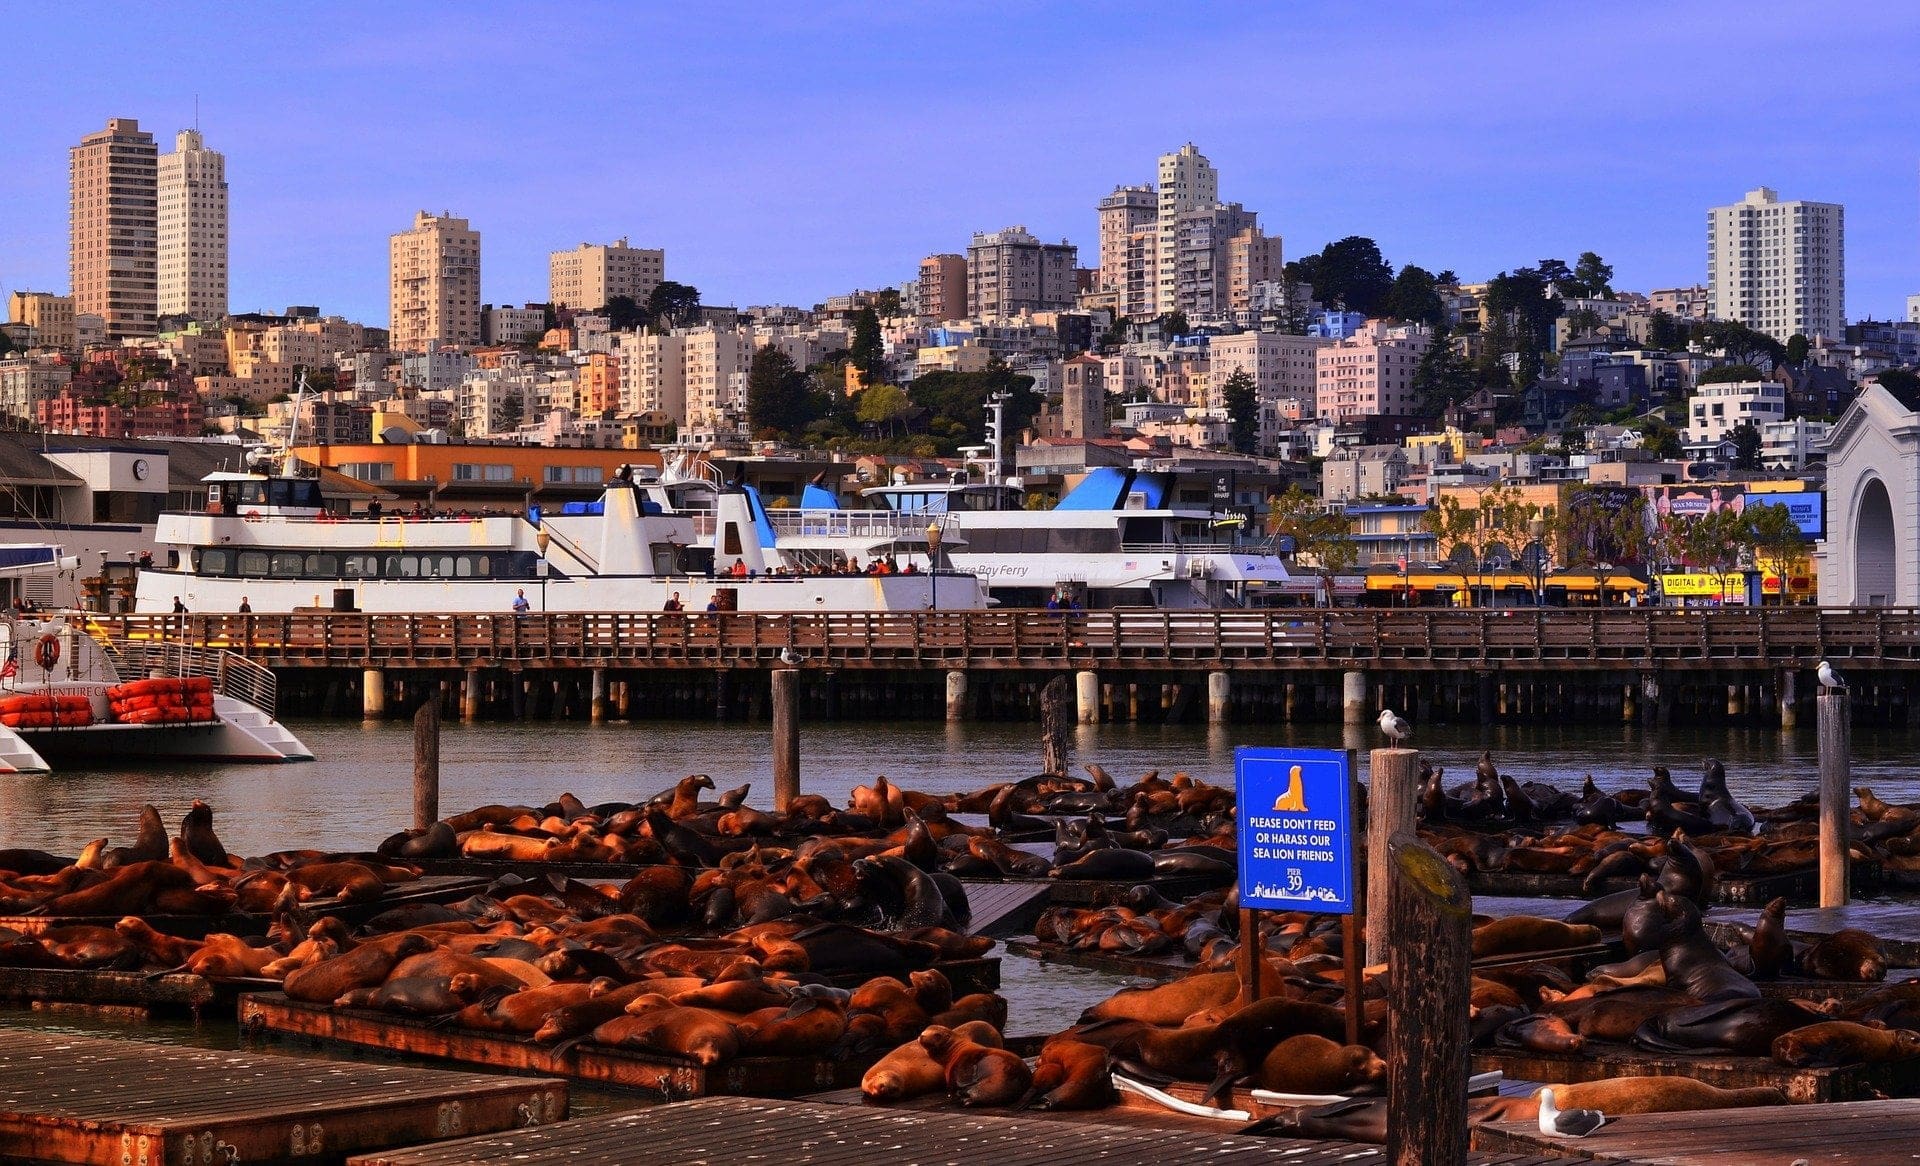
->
xmin=1 ymin=715 xmax=1913 ymax=1087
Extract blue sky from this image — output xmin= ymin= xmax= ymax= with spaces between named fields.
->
xmin=3 ymin=2 xmax=1917 ymax=325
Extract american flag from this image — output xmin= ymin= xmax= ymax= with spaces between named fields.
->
xmin=0 ymin=645 xmax=16 ymax=679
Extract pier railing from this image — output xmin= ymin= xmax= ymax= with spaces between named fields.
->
xmin=94 ymin=635 xmax=280 ymax=715
xmin=75 ymin=608 xmax=1920 ymax=673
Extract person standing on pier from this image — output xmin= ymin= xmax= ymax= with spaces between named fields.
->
xmin=511 ymin=589 xmax=530 ymax=616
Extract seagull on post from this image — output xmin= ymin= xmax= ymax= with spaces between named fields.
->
xmin=1817 ymin=660 xmax=1847 ymax=691
xmin=1377 ymin=708 xmax=1411 ymax=745
xmin=1537 ymin=1087 xmax=1606 ymax=1137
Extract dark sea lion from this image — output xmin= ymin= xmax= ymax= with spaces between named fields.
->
xmin=1802 ymin=929 xmax=1888 ymax=982
xmin=1021 ymin=1037 xmax=1114 ymax=1110
xmin=0 ymin=848 xmax=74 ymax=876
xmin=853 ymin=855 xmax=956 ymax=930
xmin=340 ymin=971 xmax=487 ymax=1016
xmin=1541 ymin=986 xmax=1695 ymax=1042
xmin=1656 ymin=837 xmax=1715 ymax=903
xmin=1617 ymin=875 xmax=1664 ymax=954
xmin=1495 ymin=1013 xmax=1584 ymax=1054
xmin=1633 ymin=997 xmax=1824 ymax=1055
xmin=1748 ymin=897 xmax=1793 ymax=979
xmin=1252 ymin=1034 xmax=1385 ymax=1094
xmin=1470 ymin=917 xmax=1601 ymax=959
xmin=920 ymin=1024 xmax=1032 ymax=1107
xmin=1149 ymin=849 xmax=1236 ymax=882
xmin=178 ymin=799 xmax=230 ymax=867
xmin=1255 ymin=1097 xmax=1387 ymax=1144
xmin=99 ymin=805 xmax=170 ymax=870
xmin=1051 ymin=848 xmax=1156 ymax=881
xmin=1648 ymin=892 xmax=1758 ymax=1001
xmin=1773 ymin=1020 xmax=1920 ymax=1068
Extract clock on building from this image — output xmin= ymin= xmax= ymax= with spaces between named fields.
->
xmin=131 ymin=458 xmax=150 ymax=481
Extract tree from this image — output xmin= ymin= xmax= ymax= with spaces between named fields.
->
xmin=1694 ymin=319 xmax=1785 ymax=370
xmin=872 ymin=288 xmax=902 ymax=317
xmin=745 ymin=345 xmax=810 ymax=437
xmin=849 ymin=307 xmax=886 ymax=384
xmin=1266 ymin=485 xmax=1357 ymax=606
xmin=1746 ymin=501 xmax=1810 ymax=603
xmin=1409 ymin=325 xmax=1477 ymax=418
xmin=646 ymin=281 xmax=702 ymax=330
xmin=1785 ymin=333 xmax=1810 ymax=366
xmin=1301 ymin=236 xmax=1395 ymax=316
xmin=854 ymin=382 xmax=912 ymax=438
xmin=0 ymin=331 xmax=13 ymax=358
xmin=1697 ymin=364 xmax=1765 ymax=385
xmin=1420 ymin=484 xmax=1541 ymax=607
xmin=1572 ymin=251 xmax=1615 ymax=299
xmin=1729 ymin=421 xmax=1763 ymax=470
xmin=1877 ymin=369 xmax=1920 ymax=396
xmin=1160 ymin=310 xmax=1189 ymax=338
xmin=1647 ymin=310 xmax=1689 ymax=351
xmin=1536 ymin=258 xmax=1576 ymax=292
xmin=1555 ymin=487 xmax=1648 ymax=603
xmin=601 ymin=295 xmax=648 ymax=332
xmin=1565 ymin=307 xmax=1604 ymax=340
xmin=1633 ymin=416 xmax=1684 ymax=459
xmin=1220 ymin=370 xmax=1257 ymax=454
xmin=1272 ymin=266 xmax=1313 ymax=334
xmin=1383 ymin=264 xmax=1445 ymax=325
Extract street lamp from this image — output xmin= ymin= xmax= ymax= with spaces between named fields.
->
xmin=1527 ymin=516 xmax=1547 ymax=606
xmin=1596 ymin=561 xmax=1614 ymax=609
xmin=925 ymin=522 xmax=942 ymax=611
xmin=536 ymin=527 xmax=551 ymax=611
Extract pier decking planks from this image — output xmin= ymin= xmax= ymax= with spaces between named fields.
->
xmin=346 ymin=1095 xmax=1610 ymax=1165
xmin=961 ymin=881 xmax=1052 ymax=938
xmin=1472 ymin=1044 xmax=1920 ymax=1103
xmin=0 ymin=1030 xmax=565 ymax=1165
xmin=1472 ymin=1097 xmax=1920 ymax=1163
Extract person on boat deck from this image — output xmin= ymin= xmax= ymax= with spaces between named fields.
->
xmin=663 ymin=592 xmax=684 ymax=612
xmin=172 ymin=596 xmax=187 ymax=613
xmin=138 ymin=550 xmax=154 ymax=570
xmin=511 ymin=588 xmax=531 ymax=615
xmin=730 ymin=559 xmax=749 ymax=578
xmin=237 ymin=597 xmax=252 ymax=613
xmin=705 ymin=597 xmax=720 ymax=612
xmin=365 ymin=499 xmax=382 ymax=519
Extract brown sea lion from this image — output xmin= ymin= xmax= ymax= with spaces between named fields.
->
xmin=863 ymin=1036 xmax=948 ymax=1103
xmin=931 ymin=992 xmax=1008 ymax=1031
xmin=1748 ymin=897 xmax=1794 ymax=979
xmin=37 ymin=925 xmax=141 ymax=969
xmin=33 ymin=860 xmax=198 ymax=917
xmin=113 ymin=916 xmax=202 ymax=968
xmin=1469 ymin=917 xmax=1601 ymax=959
xmin=667 ymin=774 xmax=716 ymax=820
xmin=178 ymin=799 xmax=230 ymax=867
xmin=533 ymin=980 xmax=664 ymax=1043
xmin=590 ymin=1004 xmax=741 ymax=1066
xmin=388 ymin=949 xmax=530 ymax=995
xmin=1080 ymin=970 xmax=1240 ymax=1025
xmin=1773 ymin=1020 xmax=1920 ymax=1068
xmin=1252 ymin=1034 xmax=1385 ymax=1095
xmin=920 ymin=1024 xmax=1032 ymax=1107
xmin=101 ymin=806 xmax=169 ymax=868
xmin=338 ymin=972 xmax=487 ymax=1016
xmin=183 ymin=932 xmax=279 ymax=978
xmin=452 ymin=980 xmax=611 ymax=1035
xmin=1801 ymin=929 xmax=1887 ymax=982
xmin=282 ymin=932 xmax=435 ymax=1004
xmin=1478 ymin=1077 xmax=1789 ymax=1121
xmin=1021 ymin=1037 xmax=1114 ymax=1110
xmin=284 ymin=861 xmax=387 ymax=904
xmin=736 ymin=998 xmax=848 ymax=1056
xmin=1496 ymin=1013 xmax=1585 ymax=1054
xmin=1540 ymin=986 xmax=1695 ymax=1042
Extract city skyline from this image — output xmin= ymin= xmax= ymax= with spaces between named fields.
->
xmin=2 ymin=3 xmax=1918 ymax=325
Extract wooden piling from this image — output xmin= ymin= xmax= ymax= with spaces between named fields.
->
xmin=1385 ymin=830 xmax=1471 ymax=1166
xmin=1365 ymin=747 xmax=1421 ymax=967
xmin=772 ymin=667 xmax=799 ymax=811
xmin=412 ymin=698 xmax=439 ymax=830
xmin=1819 ymin=687 xmax=1851 ymax=908
xmin=1040 ymin=674 xmax=1072 ymax=775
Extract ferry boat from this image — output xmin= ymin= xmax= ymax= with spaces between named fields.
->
xmin=132 ymin=453 xmax=986 ymax=615
xmin=771 ymin=466 xmax=1296 ymax=609
xmin=0 ymin=613 xmax=312 ymax=772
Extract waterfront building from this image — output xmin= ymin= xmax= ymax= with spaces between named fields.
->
xmin=70 ymin=117 xmax=158 ymax=340
xmin=156 ymin=129 xmax=228 ymax=320
xmin=6 ymin=292 xmax=76 ymax=351
xmin=548 ymin=238 xmax=664 ymax=313
xmin=916 ymin=255 xmax=967 ymax=321
xmin=389 ymin=211 xmax=481 ymax=353
xmin=1706 ymin=187 xmax=1844 ymax=341
xmin=965 ymin=227 xmax=1078 ymax=317
xmin=1322 ymin=444 xmax=1409 ymax=503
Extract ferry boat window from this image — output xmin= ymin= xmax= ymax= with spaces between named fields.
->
xmin=304 ymin=554 xmax=339 ymax=577
xmin=232 ymin=482 xmax=268 ymax=507
xmin=722 ymin=523 xmax=742 ymax=556
xmin=269 ymin=553 xmax=303 ymax=578
xmin=267 ymin=480 xmax=324 ymax=508
xmin=195 ymin=549 xmax=231 ymax=575
xmin=237 ymin=551 xmax=269 ymax=576
xmin=343 ymin=554 xmax=377 ymax=579
xmin=427 ymin=555 xmax=456 ymax=578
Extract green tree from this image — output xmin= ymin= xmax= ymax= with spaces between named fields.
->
xmin=0 ymin=331 xmax=14 ymax=358
xmin=1565 ymin=307 xmax=1604 ymax=340
xmin=1555 ymin=487 xmax=1647 ymax=602
xmin=1697 ymin=364 xmax=1765 ymax=385
xmin=1483 ymin=267 xmax=1561 ymax=377
xmin=1572 ymin=251 xmax=1615 ymax=298
xmin=1421 ymin=484 xmax=1541 ymax=607
xmin=1265 ymin=485 xmax=1358 ymax=605
xmin=849 ymin=306 xmax=886 ymax=385
xmin=872 ymin=288 xmax=902 ymax=317
xmin=646 ymin=281 xmax=702 ymax=330
xmin=1878 ymin=369 xmax=1920 ymax=396
xmin=1729 ymin=421 xmax=1763 ymax=470
xmin=1536 ymin=258 xmax=1576 ymax=291
xmin=1746 ymin=501 xmax=1810 ymax=602
xmin=745 ymin=345 xmax=810 ymax=438
xmin=854 ymin=382 xmax=911 ymax=438
xmin=1383 ymin=264 xmax=1445 ymax=325
xmin=1409 ymin=325 xmax=1478 ymax=417
xmin=1220 ymin=370 xmax=1258 ymax=454
xmin=1647 ymin=310 xmax=1689 ymax=351
xmin=1785 ymin=333 xmax=1810 ymax=366
xmin=600 ymin=295 xmax=648 ymax=332
xmin=1299 ymin=236 xmax=1395 ymax=316
xmin=1160 ymin=310 xmax=1189 ymax=338
xmin=1694 ymin=319 xmax=1786 ymax=369
xmin=1633 ymin=416 xmax=1684 ymax=459
xmin=905 ymin=365 xmax=1040 ymax=454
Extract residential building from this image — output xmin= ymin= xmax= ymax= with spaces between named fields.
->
xmin=389 ymin=211 xmax=481 ymax=353
xmin=682 ymin=324 xmax=753 ymax=435
xmin=1307 ymin=310 xmax=1367 ymax=340
xmin=1171 ymin=203 xmax=1258 ymax=320
xmin=1685 ymin=380 xmax=1786 ymax=447
xmin=1096 ymin=185 xmax=1155 ymax=297
xmin=1706 ymin=186 xmax=1845 ymax=341
xmin=548 ymin=238 xmax=664 ymax=312
xmin=69 ymin=117 xmax=158 ymax=340
xmin=1909 ymin=293 xmax=1920 ymax=323
xmin=1059 ymin=354 xmax=1107 ymax=440
xmin=1760 ymin=417 xmax=1831 ymax=472
xmin=1321 ymin=444 xmax=1409 ymax=503
xmin=1209 ymin=331 xmax=1332 ymax=446
xmin=916 ymin=345 xmax=993 ymax=376
xmin=1155 ymin=144 xmax=1217 ymax=313
xmin=1314 ymin=320 xmax=1432 ymax=422
xmin=611 ymin=331 xmax=686 ymax=421
xmin=6 ymin=292 xmax=76 ymax=351
xmin=965 ymin=227 xmax=1077 ymax=316
xmin=155 ymin=129 xmax=228 ymax=320
xmin=0 ymin=355 xmax=74 ymax=424
xmin=1648 ymin=285 xmax=1712 ymax=318
xmin=484 ymin=305 xmax=546 ymax=346
xmin=577 ymin=351 xmax=620 ymax=414
xmin=1225 ymin=227 xmax=1282 ymax=313
xmin=917 ymin=254 xmax=967 ymax=321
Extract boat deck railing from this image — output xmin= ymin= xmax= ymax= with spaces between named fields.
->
xmin=95 ymin=634 xmax=279 ymax=718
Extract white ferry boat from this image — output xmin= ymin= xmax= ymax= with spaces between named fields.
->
xmin=132 ymin=455 xmax=986 ymax=615
xmin=0 ymin=613 xmax=311 ymax=772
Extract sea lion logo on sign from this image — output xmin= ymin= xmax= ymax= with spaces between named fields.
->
xmin=1237 ymin=747 xmax=1353 ymax=913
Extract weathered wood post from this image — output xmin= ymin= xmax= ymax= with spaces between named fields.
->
xmin=1040 ymin=674 xmax=1072 ymax=775
xmin=412 ymin=698 xmax=439 ymax=830
xmin=1366 ymin=748 xmax=1421 ymax=966
xmin=945 ymin=670 xmax=968 ymax=722
xmin=1819 ymin=683 xmax=1851 ymax=907
xmin=772 ymin=667 xmax=800 ymax=811
xmin=1386 ymin=830 xmax=1470 ymax=1166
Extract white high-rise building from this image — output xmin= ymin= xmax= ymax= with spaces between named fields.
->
xmin=156 ymin=129 xmax=228 ymax=320
xmin=1155 ymin=144 xmax=1217 ymax=314
xmin=389 ymin=211 xmax=481 ymax=353
xmin=1907 ymin=293 xmax=1919 ymax=324
xmin=1706 ymin=187 xmax=1845 ymax=342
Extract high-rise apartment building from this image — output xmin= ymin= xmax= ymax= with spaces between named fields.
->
xmin=1226 ymin=227 xmax=1283 ymax=313
xmin=6 ymin=292 xmax=76 ymax=351
xmin=917 ymin=254 xmax=968 ymax=321
xmin=1315 ymin=320 xmax=1432 ymax=422
xmin=156 ymin=129 xmax=228 ymax=320
xmin=1155 ymin=144 xmax=1217 ymax=314
xmin=965 ymin=227 xmax=1078 ymax=318
xmin=389 ymin=211 xmax=481 ymax=353
xmin=69 ymin=117 xmax=158 ymax=340
xmin=548 ymin=238 xmax=664 ymax=312
xmin=1908 ymin=293 xmax=1919 ymax=324
xmin=1097 ymin=185 xmax=1155 ymax=298
xmin=1706 ymin=187 xmax=1845 ymax=342
xmin=1171 ymin=203 xmax=1258 ymax=320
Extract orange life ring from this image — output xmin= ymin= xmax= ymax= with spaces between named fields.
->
xmin=33 ymin=634 xmax=59 ymax=671
xmin=244 ymin=510 xmax=262 ymax=523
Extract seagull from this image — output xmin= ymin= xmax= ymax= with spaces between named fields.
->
xmin=778 ymin=648 xmax=803 ymax=667
xmin=1537 ymin=1087 xmax=1605 ymax=1138
xmin=1377 ymin=708 xmax=1411 ymax=745
xmin=1817 ymin=660 xmax=1847 ymax=690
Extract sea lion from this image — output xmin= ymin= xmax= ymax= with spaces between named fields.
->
xmin=1252 ymin=1034 xmax=1385 ymax=1095
xmin=36 ymin=925 xmax=141 ymax=970
xmin=1495 ymin=1013 xmax=1584 ymax=1054
xmin=1656 ymin=837 xmax=1715 ymax=903
xmin=1470 ymin=917 xmax=1601 ymax=959
xmin=183 ymin=932 xmax=279 ymax=978
xmin=113 ymin=916 xmax=202 ymax=968
xmin=1541 ymin=986 xmax=1695 ymax=1042
xmin=737 ymin=998 xmax=848 ymax=1057
xmin=0 ymin=848 xmax=74 ymax=876
xmin=590 ymin=1005 xmax=742 ymax=1066
xmin=32 ymin=860 xmax=200 ymax=917
xmin=920 ymin=1024 xmax=1032 ymax=1107
xmin=1080 ymin=970 xmax=1240 ymax=1025
xmin=1021 ymin=1037 xmax=1114 ymax=1110
xmin=1773 ymin=1021 xmax=1920 ymax=1068
xmin=1633 ymin=997 xmax=1825 ymax=1055
xmin=863 ymin=1020 xmax=1003 ymax=1103
xmin=282 ymin=932 xmax=435 ymax=1004
xmin=1801 ymin=929 xmax=1887 ymax=982
xmin=853 ymin=855 xmax=958 ymax=930
xmin=1479 ymin=1077 xmax=1789 ymax=1122
xmin=101 ymin=806 xmax=169 ymax=869
xmin=533 ymin=980 xmax=665 ymax=1043
xmin=1748 ymin=897 xmax=1794 ymax=979
xmin=178 ymin=800 xmax=230 ymax=867
xmin=1645 ymin=890 xmax=1758 ymax=1001
xmin=1050 ymin=848 xmax=1157 ymax=881
xmin=339 ymin=972 xmax=487 ymax=1016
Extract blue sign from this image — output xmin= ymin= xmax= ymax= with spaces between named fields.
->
xmin=1236 ymin=747 xmax=1355 ymax=913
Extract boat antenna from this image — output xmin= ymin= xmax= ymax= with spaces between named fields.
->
xmin=281 ymin=369 xmax=310 ymax=475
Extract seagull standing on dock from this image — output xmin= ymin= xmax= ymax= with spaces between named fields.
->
xmin=1817 ymin=660 xmax=1848 ymax=691
xmin=1377 ymin=708 xmax=1411 ymax=745
xmin=1537 ymin=1087 xmax=1605 ymax=1137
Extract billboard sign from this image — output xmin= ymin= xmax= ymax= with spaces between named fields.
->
xmin=1236 ymin=747 xmax=1354 ymax=913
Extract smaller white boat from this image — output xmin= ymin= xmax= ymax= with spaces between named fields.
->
xmin=0 ymin=614 xmax=312 ymax=773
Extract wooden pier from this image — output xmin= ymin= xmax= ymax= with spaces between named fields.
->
xmin=1473 ymin=1097 xmax=1920 ymax=1164
xmin=345 ymin=1095 xmax=1609 ymax=1166
xmin=0 ymin=1030 xmax=564 ymax=1165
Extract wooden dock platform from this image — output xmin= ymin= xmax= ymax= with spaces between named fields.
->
xmin=0 ymin=1029 xmax=564 ymax=1165
xmin=1472 ymin=1097 xmax=1920 ymax=1164
xmin=1472 ymin=1044 xmax=1920 ymax=1104
xmin=962 ymin=881 xmax=1053 ymax=938
xmin=1707 ymin=900 xmax=1920 ymax=966
xmin=345 ymin=1095 xmax=1609 ymax=1165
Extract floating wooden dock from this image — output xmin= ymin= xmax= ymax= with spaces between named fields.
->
xmin=0 ymin=968 xmax=222 ymax=1017
xmin=1472 ymin=1097 xmax=1920 ymax=1164
xmin=961 ymin=881 xmax=1053 ymax=938
xmin=345 ymin=1095 xmax=1609 ymax=1165
xmin=1466 ymin=865 xmax=1826 ymax=907
xmin=1707 ymin=900 xmax=1920 ymax=966
xmin=0 ymin=1029 xmax=564 ymax=1165
xmin=1006 ymin=938 xmax=1617 ymax=983
xmin=1472 ymin=1044 xmax=1920 ymax=1104
xmin=0 ymin=875 xmax=490 ymax=941
xmin=242 ymin=992 xmax=877 ymax=1100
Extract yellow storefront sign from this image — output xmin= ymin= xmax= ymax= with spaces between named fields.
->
xmin=1659 ymin=573 xmax=1743 ymax=597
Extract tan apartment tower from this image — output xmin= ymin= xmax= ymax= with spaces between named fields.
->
xmin=917 ymin=254 xmax=967 ymax=321
xmin=6 ymin=292 xmax=76 ymax=351
xmin=966 ymin=227 xmax=1078 ymax=317
xmin=389 ymin=211 xmax=481 ymax=353
xmin=1098 ymin=184 xmax=1155 ymax=302
xmin=549 ymin=238 xmax=664 ymax=312
xmin=1155 ymin=144 xmax=1217 ymax=314
xmin=1707 ymin=187 xmax=1845 ymax=341
xmin=69 ymin=117 xmax=159 ymax=340
xmin=157 ymin=129 xmax=229 ymax=320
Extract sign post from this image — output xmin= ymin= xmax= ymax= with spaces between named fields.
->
xmin=1237 ymin=746 xmax=1361 ymax=1045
